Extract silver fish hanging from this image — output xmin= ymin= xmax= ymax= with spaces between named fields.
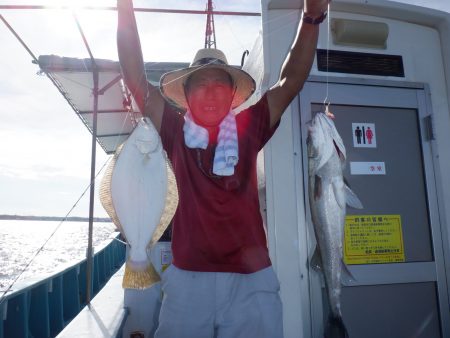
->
xmin=307 ymin=112 xmax=363 ymax=338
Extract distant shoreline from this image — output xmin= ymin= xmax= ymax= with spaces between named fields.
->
xmin=0 ymin=215 xmax=112 ymax=222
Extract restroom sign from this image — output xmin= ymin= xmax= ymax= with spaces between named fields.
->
xmin=352 ymin=123 xmax=377 ymax=148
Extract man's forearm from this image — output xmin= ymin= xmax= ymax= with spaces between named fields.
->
xmin=279 ymin=18 xmax=319 ymax=101
xmin=266 ymin=15 xmax=321 ymax=126
xmin=117 ymin=0 xmax=165 ymax=130
xmin=117 ymin=0 xmax=147 ymax=111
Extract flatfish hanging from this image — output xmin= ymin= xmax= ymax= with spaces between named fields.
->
xmin=100 ymin=117 xmax=178 ymax=289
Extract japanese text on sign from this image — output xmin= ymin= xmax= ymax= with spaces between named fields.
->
xmin=344 ymin=215 xmax=405 ymax=264
xmin=350 ymin=162 xmax=386 ymax=175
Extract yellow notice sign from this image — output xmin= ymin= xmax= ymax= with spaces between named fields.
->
xmin=344 ymin=215 xmax=405 ymax=265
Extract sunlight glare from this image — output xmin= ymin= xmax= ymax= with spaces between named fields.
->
xmin=41 ymin=0 xmax=115 ymax=10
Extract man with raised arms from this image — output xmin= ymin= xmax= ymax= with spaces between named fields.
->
xmin=117 ymin=0 xmax=329 ymax=337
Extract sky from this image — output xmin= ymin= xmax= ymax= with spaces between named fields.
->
xmin=0 ymin=0 xmax=449 ymax=217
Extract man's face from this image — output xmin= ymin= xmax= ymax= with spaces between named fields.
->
xmin=185 ymin=68 xmax=234 ymax=127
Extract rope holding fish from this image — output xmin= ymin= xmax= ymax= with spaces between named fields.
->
xmin=322 ymin=0 xmax=333 ymax=119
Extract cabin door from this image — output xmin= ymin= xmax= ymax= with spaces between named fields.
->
xmin=296 ymin=79 xmax=450 ymax=338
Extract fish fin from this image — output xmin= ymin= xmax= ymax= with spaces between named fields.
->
xmin=341 ymin=259 xmax=356 ymax=284
xmin=314 ymin=175 xmax=322 ymax=201
xmin=333 ymin=140 xmax=346 ymax=162
xmin=324 ymin=316 xmax=349 ymax=338
xmin=332 ymin=180 xmax=346 ymax=209
xmin=122 ymin=260 xmax=160 ymax=289
xmin=322 ymin=111 xmax=345 ymax=160
xmin=344 ymin=184 xmax=363 ymax=209
xmin=310 ymin=246 xmax=323 ymax=272
xmin=332 ymin=129 xmax=346 ymax=158
xmin=149 ymin=157 xmax=178 ymax=246
xmin=99 ymin=143 xmax=126 ymax=239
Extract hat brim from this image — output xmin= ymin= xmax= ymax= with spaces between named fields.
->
xmin=160 ymin=64 xmax=256 ymax=111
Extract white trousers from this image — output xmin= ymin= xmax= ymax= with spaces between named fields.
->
xmin=154 ymin=265 xmax=283 ymax=338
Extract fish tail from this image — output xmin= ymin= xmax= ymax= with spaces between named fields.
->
xmin=122 ymin=260 xmax=161 ymax=289
xmin=324 ymin=316 xmax=349 ymax=338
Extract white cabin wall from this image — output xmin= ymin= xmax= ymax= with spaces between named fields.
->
xmin=429 ymin=24 xmax=450 ymax=279
xmin=322 ymin=3 xmax=450 ymax=287
xmin=439 ymin=20 xmax=450 ymax=116
xmin=261 ymin=0 xmax=450 ymax=337
xmin=312 ymin=11 xmax=450 ymax=244
xmin=261 ymin=3 xmax=312 ymax=337
xmin=436 ymin=18 xmax=450 ymax=264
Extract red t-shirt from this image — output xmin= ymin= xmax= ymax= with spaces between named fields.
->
xmin=160 ymin=94 xmax=279 ymax=273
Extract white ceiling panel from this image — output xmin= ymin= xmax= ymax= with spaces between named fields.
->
xmin=38 ymin=55 xmax=188 ymax=154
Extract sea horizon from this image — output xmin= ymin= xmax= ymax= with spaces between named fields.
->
xmin=0 ymin=214 xmax=112 ymax=222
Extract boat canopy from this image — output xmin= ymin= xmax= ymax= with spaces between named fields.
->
xmin=38 ymin=55 xmax=188 ymax=154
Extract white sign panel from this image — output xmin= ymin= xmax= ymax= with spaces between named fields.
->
xmin=161 ymin=249 xmax=173 ymax=265
xmin=352 ymin=123 xmax=377 ymax=148
xmin=350 ymin=162 xmax=386 ymax=175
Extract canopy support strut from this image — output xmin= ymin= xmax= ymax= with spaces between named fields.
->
xmin=0 ymin=5 xmax=260 ymax=17
xmin=73 ymin=12 xmax=98 ymax=306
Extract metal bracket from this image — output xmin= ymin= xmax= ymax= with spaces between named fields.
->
xmin=423 ymin=115 xmax=435 ymax=141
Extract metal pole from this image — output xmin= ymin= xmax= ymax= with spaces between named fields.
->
xmin=85 ymin=67 xmax=99 ymax=305
xmin=73 ymin=12 xmax=98 ymax=305
xmin=0 ymin=14 xmax=39 ymax=61
xmin=0 ymin=5 xmax=261 ymax=16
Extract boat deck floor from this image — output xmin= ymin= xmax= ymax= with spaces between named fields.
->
xmin=56 ymin=265 xmax=127 ymax=338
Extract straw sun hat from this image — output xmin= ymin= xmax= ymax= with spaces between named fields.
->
xmin=160 ymin=48 xmax=256 ymax=110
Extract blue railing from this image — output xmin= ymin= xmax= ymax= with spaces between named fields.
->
xmin=0 ymin=233 xmax=126 ymax=338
